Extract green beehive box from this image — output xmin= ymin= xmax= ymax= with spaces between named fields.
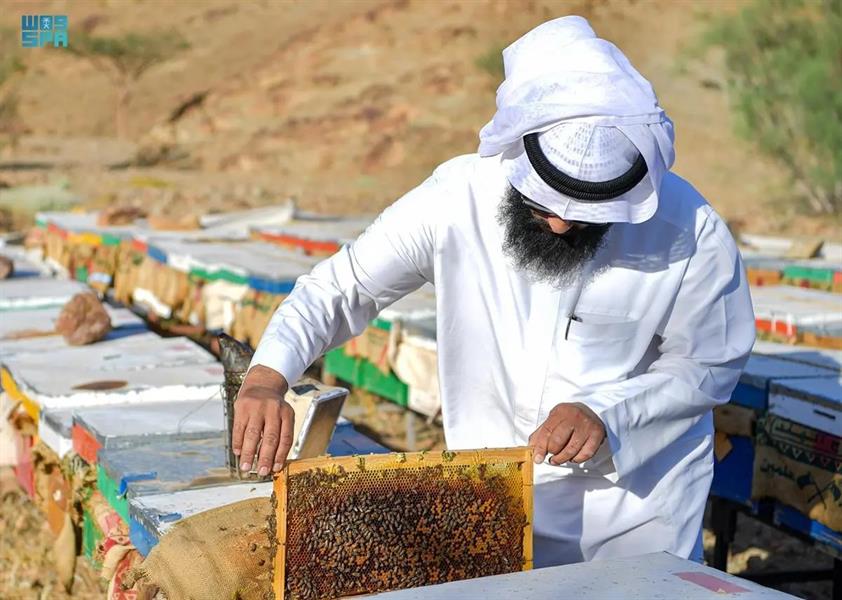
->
xmin=783 ymin=264 xmax=837 ymax=290
xmin=97 ymin=463 xmax=130 ymax=523
xmin=324 ymin=347 xmax=409 ymax=407
xmin=82 ymin=510 xmax=104 ymax=569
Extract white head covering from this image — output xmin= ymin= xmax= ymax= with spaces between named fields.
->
xmin=478 ymin=16 xmax=675 ymax=224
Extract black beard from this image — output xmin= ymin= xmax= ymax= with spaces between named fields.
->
xmin=496 ymin=185 xmax=611 ymax=287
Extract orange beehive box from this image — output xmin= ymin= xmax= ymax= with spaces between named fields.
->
xmin=271 ymin=447 xmax=533 ymax=600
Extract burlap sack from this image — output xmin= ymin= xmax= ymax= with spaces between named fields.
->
xmin=746 ymin=268 xmax=783 ymax=288
xmin=229 ymin=299 xmax=248 ymax=343
xmin=344 ymin=330 xmax=368 ymax=359
xmin=363 ymin=326 xmax=391 ymax=374
xmin=800 ymin=330 xmax=842 ymax=351
xmin=113 ymin=244 xmax=143 ymax=305
xmin=253 ymin=292 xmax=285 ymax=348
xmin=31 ymin=441 xmax=62 ymax=523
xmin=69 ymin=243 xmax=95 ymax=278
xmin=45 ymin=231 xmax=71 ymax=271
xmin=54 ymin=511 xmax=76 ymax=593
xmin=32 ymin=443 xmax=96 ymax=593
xmin=752 ymin=413 xmax=842 ymax=531
xmin=231 ymin=290 xmax=285 ymax=347
xmin=89 ymin=244 xmax=119 ymax=292
xmin=156 ymin=265 xmax=190 ymax=310
xmin=134 ymin=258 xmax=189 ymax=315
xmin=344 ymin=326 xmax=391 ymax=375
xmin=107 ymin=548 xmax=143 ymax=600
xmin=191 ymin=280 xmax=207 ymax=327
xmin=134 ymin=257 xmax=158 ymax=300
xmin=174 ymin=278 xmax=205 ymax=326
xmin=128 ymin=498 xmax=273 ymax=600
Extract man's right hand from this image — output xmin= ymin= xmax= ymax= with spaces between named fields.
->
xmin=232 ymin=365 xmax=294 ymax=477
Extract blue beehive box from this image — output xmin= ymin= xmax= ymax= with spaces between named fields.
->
xmin=711 ymin=435 xmax=756 ymax=507
xmin=731 ymin=354 xmax=836 ymax=412
xmin=126 ymin=420 xmax=389 ymax=555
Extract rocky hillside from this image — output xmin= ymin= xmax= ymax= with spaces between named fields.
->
xmin=0 ymin=0 xmax=828 ymax=235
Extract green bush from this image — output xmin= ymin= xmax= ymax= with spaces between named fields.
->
xmin=701 ymin=0 xmax=841 ymax=215
xmin=475 ymin=44 xmax=506 ymax=81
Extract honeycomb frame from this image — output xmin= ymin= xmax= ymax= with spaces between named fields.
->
xmin=271 ymin=447 xmax=533 ymax=599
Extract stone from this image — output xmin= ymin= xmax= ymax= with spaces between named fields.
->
xmin=0 ymin=256 xmax=13 ymax=279
xmin=96 ymin=205 xmax=146 ymax=226
xmin=55 ymin=293 xmax=112 ymax=345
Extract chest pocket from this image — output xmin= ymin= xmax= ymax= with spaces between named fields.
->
xmin=563 ymin=312 xmax=641 ymax=385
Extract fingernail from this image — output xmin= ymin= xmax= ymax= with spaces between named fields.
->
xmin=272 ymin=463 xmax=282 ymax=472
xmin=240 ymin=462 xmax=251 ymax=472
xmin=258 ymin=466 xmax=269 ymax=477
xmin=533 ymin=455 xmax=544 ymax=464
xmin=233 ymin=449 xmax=241 ymax=456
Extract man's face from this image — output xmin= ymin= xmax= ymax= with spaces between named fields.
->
xmin=497 ymin=184 xmax=611 ymax=286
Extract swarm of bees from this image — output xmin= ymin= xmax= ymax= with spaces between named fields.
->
xmin=278 ymin=461 xmax=529 ymax=600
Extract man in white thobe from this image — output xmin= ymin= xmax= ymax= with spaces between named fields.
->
xmin=233 ymin=16 xmax=755 ymax=565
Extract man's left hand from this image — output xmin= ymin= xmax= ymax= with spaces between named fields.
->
xmin=528 ymin=402 xmax=606 ymax=465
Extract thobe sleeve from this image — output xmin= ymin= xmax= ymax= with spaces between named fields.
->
xmin=249 ymin=175 xmax=442 ymax=386
xmin=583 ymin=212 xmax=755 ymax=478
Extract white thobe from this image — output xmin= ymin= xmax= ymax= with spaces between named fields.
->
xmin=251 ymin=153 xmax=756 ymax=566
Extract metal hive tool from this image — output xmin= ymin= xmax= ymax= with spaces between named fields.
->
xmin=271 ymin=447 xmax=533 ymax=599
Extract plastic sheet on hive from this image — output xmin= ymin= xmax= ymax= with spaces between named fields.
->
xmin=271 ymin=447 xmax=533 ymax=600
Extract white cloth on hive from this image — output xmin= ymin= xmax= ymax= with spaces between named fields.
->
xmin=388 ymin=327 xmax=441 ymax=418
xmin=478 ymin=16 xmax=675 ymax=224
xmin=202 ymin=280 xmax=248 ymax=331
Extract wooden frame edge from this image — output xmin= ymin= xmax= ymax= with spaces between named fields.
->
xmin=276 ymin=446 xmax=535 ymax=591
xmin=286 ymin=446 xmax=531 ymax=475
xmin=521 ymin=449 xmax=534 ymax=571
xmin=272 ymin=469 xmax=288 ymax=600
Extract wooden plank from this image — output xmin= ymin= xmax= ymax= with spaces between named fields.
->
xmin=521 ymin=448 xmax=533 ymax=571
xmin=287 ymin=447 xmax=531 ymax=476
xmin=274 ymin=468 xmax=288 ymax=600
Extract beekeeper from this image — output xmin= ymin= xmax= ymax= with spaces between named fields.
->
xmin=233 ymin=16 xmax=755 ymax=566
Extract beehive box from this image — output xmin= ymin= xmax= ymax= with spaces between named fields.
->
xmin=271 ymin=447 xmax=533 ymax=600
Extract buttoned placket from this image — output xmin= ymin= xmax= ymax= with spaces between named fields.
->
xmin=513 ymin=283 xmax=562 ymax=439
xmin=519 ymin=262 xmax=594 ymax=439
